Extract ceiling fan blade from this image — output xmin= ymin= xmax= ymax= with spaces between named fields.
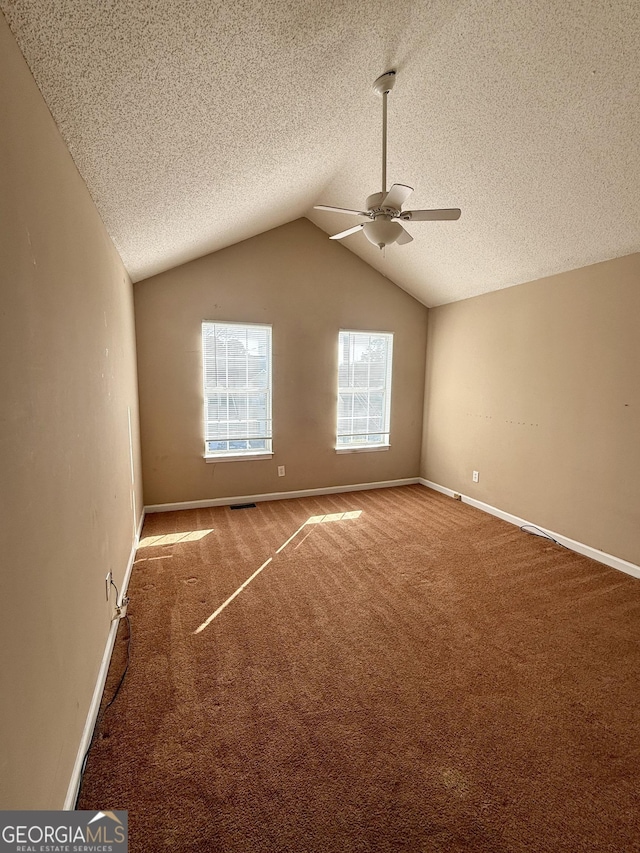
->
xmin=398 ymin=208 xmax=461 ymax=221
xmin=329 ymin=223 xmax=366 ymax=240
xmin=314 ymin=204 xmax=369 ymax=217
xmin=381 ymin=183 xmax=414 ymax=210
xmin=395 ymin=226 xmax=413 ymax=245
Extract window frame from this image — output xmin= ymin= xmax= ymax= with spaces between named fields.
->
xmin=335 ymin=329 xmax=394 ymax=453
xmin=201 ymin=320 xmax=273 ymax=462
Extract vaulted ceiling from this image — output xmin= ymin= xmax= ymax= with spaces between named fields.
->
xmin=3 ymin=0 xmax=639 ymax=306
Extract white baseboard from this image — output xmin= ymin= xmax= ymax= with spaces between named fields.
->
xmin=419 ymin=479 xmax=640 ymax=580
xmin=144 ymin=478 xmax=420 ymax=514
xmin=64 ymin=509 xmax=146 ymax=810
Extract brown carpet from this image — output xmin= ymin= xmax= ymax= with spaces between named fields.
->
xmin=78 ymin=485 xmax=640 ymax=852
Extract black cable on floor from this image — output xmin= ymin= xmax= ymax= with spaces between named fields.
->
xmin=520 ymin=524 xmax=567 ymax=548
xmin=74 ymin=588 xmax=132 ymax=808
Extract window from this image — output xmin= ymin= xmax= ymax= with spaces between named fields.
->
xmin=336 ymin=330 xmax=393 ymax=450
xmin=202 ymin=322 xmax=272 ymax=459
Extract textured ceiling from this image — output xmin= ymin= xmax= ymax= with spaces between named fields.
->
xmin=3 ymin=0 xmax=640 ymax=306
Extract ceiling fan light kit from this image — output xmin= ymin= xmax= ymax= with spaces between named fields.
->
xmin=363 ymin=216 xmax=403 ymax=248
xmin=315 ymin=70 xmax=461 ymax=250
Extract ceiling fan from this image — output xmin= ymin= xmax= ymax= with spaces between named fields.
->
xmin=315 ymin=70 xmax=461 ymax=250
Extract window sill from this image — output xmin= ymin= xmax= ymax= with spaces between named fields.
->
xmin=335 ymin=445 xmax=390 ymax=454
xmin=204 ymin=453 xmax=273 ymax=463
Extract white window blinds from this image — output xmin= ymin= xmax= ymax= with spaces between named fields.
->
xmin=202 ymin=322 xmax=272 ymax=457
xmin=337 ymin=330 xmax=393 ymax=448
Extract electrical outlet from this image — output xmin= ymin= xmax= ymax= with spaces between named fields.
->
xmin=472 ymin=471 xmax=479 ymax=483
xmin=105 ymin=571 xmax=112 ymax=601
xmin=453 ymin=493 xmax=462 ymax=501
xmin=277 ymin=465 xmax=285 ymax=477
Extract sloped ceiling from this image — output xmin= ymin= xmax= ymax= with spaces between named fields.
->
xmin=2 ymin=0 xmax=639 ymax=306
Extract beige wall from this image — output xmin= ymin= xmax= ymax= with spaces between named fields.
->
xmin=422 ymin=253 xmax=640 ymax=566
xmin=134 ymin=219 xmax=428 ymax=506
xmin=0 ymin=14 xmax=143 ymax=808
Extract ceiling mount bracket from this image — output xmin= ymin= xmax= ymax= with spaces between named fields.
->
xmin=372 ymin=70 xmax=396 ymax=96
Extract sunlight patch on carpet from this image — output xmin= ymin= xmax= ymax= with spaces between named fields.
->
xmin=138 ymin=529 xmax=214 ymax=548
xmin=194 ymin=511 xmax=363 ymax=633
xmin=193 ymin=557 xmax=273 ymax=634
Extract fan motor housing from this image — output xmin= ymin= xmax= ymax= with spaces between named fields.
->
xmin=366 ymin=192 xmax=399 ymax=216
